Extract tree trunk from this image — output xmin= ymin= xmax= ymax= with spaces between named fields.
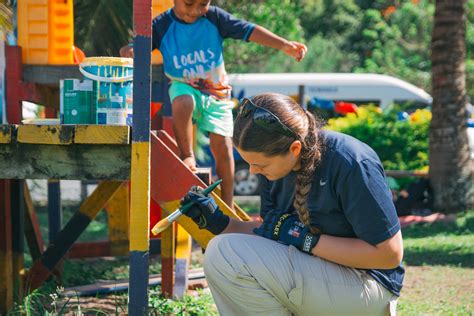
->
xmin=429 ymin=0 xmax=473 ymax=212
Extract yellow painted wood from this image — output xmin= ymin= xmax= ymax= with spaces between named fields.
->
xmin=79 ymin=181 xmax=123 ymax=218
xmin=0 ymin=252 xmax=13 ymax=314
xmin=213 ymin=187 xmax=251 ymax=221
xmin=209 ymin=191 xmax=247 ymax=220
xmin=105 ymin=182 xmax=130 ymax=256
xmin=0 ymin=125 xmax=14 ymax=144
xmin=129 ymin=142 xmax=151 ymax=251
xmin=176 ymin=224 xmax=192 ymax=260
xmin=17 ymin=125 xmax=73 ymax=145
xmin=160 ymin=191 xmax=248 ymax=249
xmin=75 ymin=125 xmax=130 ymax=144
xmin=12 ymin=254 xmax=24 ymax=304
xmin=160 ymin=200 xmax=213 ymax=248
xmin=161 ymin=222 xmax=175 ymax=261
xmin=23 ymin=181 xmax=45 ymax=260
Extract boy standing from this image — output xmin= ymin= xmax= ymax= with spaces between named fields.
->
xmin=121 ymin=0 xmax=307 ymax=207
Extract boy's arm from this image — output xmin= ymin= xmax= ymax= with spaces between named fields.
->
xmin=120 ymin=45 xmax=134 ymax=58
xmin=248 ymin=25 xmax=307 ymax=62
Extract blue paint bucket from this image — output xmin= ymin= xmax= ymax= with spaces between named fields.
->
xmin=79 ymin=57 xmax=133 ymax=125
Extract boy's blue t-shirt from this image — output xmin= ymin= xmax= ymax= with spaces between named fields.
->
xmin=259 ymin=130 xmax=404 ymax=296
xmin=152 ymin=6 xmax=255 ymax=100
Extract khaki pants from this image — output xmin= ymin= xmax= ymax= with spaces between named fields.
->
xmin=203 ymin=234 xmax=398 ymax=316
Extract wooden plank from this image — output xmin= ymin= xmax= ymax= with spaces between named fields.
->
xmin=0 ymin=125 xmax=15 ymax=144
xmin=159 ymin=191 xmax=245 ymax=249
xmin=0 ymin=142 xmax=130 ymax=180
xmin=67 ymin=240 xmax=163 ymax=259
xmin=213 ymin=186 xmax=251 ymax=221
xmin=68 ymin=241 xmax=112 ymax=258
xmin=5 ymin=46 xmax=22 ymax=124
xmin=47 ymin=180 xmax=62 ymax=243
xmin=173 ymin=165 xmax=209 ymax=297
xmin=174 ymin=224 xmax=192 ymax=298
xmin=23 ymin=181 xmax=45 ymax=260
xmin=62 ymin=268 xmax=205 ymax=297
xmin=0 ymin=180 xmax=13 ymax=315
xmin=22 ymin=64 xmax=164 ymax=85
xmin=11 ymin=180 xmax=25 ymax=303
xmin=105 ymin=182 xmax=130 ymax=256
xmin=160 ymin=200 xmax=213 ymax=249
xmin=176 ymin=225 xmax=192 ymax=260
xmin=79 ymin=181 xmax=124 ymax=218
xmin=160 ymin=207 xmax=175 ymax=298
xmin=154 ymin=130 xmax=249 ymax=217
xmin=128 ymin=2 xmax=153 ymax=312
xmin=17 ymin=125 xmax=74 ymax=145
xmin=155 ymin=130 xmax=178 ymax=156
xmin=23 ymin=65 xmax=82 ymax=85
xmin=27 ymin=181 xmax=122 ymax=290
xmin=75 ymin=125 xmax=130 ymax=145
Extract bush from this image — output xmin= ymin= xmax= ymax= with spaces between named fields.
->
xmin=324 ymin=105 xmax=430 ymax=171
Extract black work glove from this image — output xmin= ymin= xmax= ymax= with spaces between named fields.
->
xmin=254 ymin=212 xmax=320 ymax=255
xmin=181 ymin=186 xmax=230 ymax=235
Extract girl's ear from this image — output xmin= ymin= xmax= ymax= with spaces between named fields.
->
xmin=290 ymin=140 xmax=302 ymax=157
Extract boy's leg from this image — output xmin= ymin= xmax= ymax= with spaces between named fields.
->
xmin=169 ymin=81 xmax=205 ymax=171
xmin=209 ymin=133 xmax=234 ymax=207
xmin=171 ymin=94 xmax=197 ymax=171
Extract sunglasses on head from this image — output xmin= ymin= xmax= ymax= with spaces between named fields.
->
xmin=238 ymin=98 xmax=298 ymax=139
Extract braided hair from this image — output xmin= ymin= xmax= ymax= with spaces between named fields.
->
xmin=233 ymin=93 xmax=323 ymax=233
xmin=293 ymin=112 xmax=322 ymax=234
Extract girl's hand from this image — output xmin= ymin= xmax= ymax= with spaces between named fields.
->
xmin=283 ymin=41 xmax=307 ymax=62
xmin=181 ymin=186 xmax=230 ymax=235
xmin=253 ymin=212 xmax=320 ymax=254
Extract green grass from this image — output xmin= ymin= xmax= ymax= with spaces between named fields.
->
xmin=398 ymin=211 xmax=474 ymax=314
xmin=22 ymin=202 xmax=474 ymax=315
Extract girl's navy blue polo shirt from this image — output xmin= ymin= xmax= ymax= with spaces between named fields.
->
xmin=259 ymin=130 xmax=404 ymax=296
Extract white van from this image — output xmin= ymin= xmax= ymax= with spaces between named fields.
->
xmin=228 ymin=73 xmax=433 ymax=109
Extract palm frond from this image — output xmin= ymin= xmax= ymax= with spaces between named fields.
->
xmin=74 ymin=0 xmax=132 ymax=57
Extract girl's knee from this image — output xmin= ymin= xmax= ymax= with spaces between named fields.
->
xmin=203 ymin=234 xmax=242 ymax=274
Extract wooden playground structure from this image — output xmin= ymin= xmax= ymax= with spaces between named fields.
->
xmin=0 ymin=0 xmax=250 ymax=314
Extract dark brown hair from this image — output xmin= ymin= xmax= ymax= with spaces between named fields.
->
xmin=233 ymin=93 xmax=323 ymax=233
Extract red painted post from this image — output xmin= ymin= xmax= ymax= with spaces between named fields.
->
xmin=0 ymin=180 xmax=13 ymax=315
xmin=5 ymin=46 xmax=22 ymax=124
xmin=1 ymin=45 xmax=23 ymax=314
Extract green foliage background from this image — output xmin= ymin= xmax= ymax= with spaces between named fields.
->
xmin=1 ymin=0 xmax=473 ymax=99
xmin=324 ymin=106 xmax=430 ymax=171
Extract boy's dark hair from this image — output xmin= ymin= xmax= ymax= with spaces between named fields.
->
xmin=233 ymin=93 xmax=324 ymax=233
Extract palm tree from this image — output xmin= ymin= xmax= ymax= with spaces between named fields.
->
xmin=429 ymin=0 xmax=473 ymax=212
xmin=0 ymin=1 xmax=12 ymax=36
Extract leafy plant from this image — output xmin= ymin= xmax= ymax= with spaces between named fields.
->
xmin=9 ymin=286 xmax=72 ymax=316
xmin=148 ymin=288 xmax=217 ymax=315
xmin=324 ymin=105 xmax=430 ymax=171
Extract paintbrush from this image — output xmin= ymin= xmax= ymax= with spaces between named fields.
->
xmin=151 ymin=179 xmax=222 ymax=235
